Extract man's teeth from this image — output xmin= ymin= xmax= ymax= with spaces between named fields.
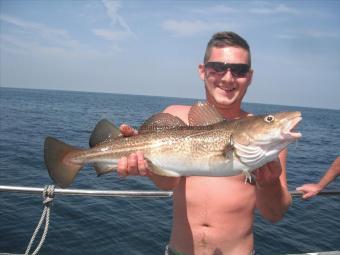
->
xmin=221 ymin=87 xmax=235 ymax=92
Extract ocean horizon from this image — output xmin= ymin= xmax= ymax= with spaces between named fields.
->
xmin=2 ymin=86 xmax=339 ymax=112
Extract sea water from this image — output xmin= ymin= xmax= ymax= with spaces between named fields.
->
xmin=0 ymin=87 xmax=339 ymax=254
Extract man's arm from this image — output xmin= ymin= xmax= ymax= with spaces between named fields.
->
xmin=254 ymin=149 xmax=292 ymax=223
xmin=296 ymin=156 xmax=340 ymax=199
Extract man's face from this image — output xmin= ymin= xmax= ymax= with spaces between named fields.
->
xmin=199 ymin=46 xmax=253 ymax=108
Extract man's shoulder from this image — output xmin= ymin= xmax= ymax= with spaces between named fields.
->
xmin=163 ymin=105 xmax=191 ymax=123
xmin=163 ymin=104 xmax=191 ymax=113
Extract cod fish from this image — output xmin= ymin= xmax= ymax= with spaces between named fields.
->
xmin=44 ymin=102 xmax=302 ymax=188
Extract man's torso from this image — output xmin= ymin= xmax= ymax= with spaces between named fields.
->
xmin=169 ymin=175 xmax=256 ymax=255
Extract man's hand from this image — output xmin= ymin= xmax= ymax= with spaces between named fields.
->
xmin=254 ymin=158 xmax=291 ymax=222
xmin=253 ymin=160 xmax=282 ymax=187
xmin=296 ymin=184 xmax=321 ymax=200
xmin=119 ymin=124 xmax=138 ymax=136
xmin=117 ymin=124 xmax=151 ymax=177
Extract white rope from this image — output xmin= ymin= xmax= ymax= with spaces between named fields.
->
xmin=24 ymin=185 xmax=54 ymax=255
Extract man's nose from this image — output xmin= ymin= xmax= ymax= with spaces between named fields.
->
xmin=220 ymin=69 xmax=235 ymax=82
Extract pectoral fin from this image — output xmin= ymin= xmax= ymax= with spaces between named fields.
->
xmin=233 ymin=142 xmax=265 ymax=167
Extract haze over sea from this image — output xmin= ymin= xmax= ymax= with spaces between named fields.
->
xmin=0 ymin=87 xmax=339 ymax=254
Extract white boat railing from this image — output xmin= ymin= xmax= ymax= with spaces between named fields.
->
xmin=0 ymin=185 xmax=173 ymax=197
xmin=1 ymin=185 xmax=340 ymax=198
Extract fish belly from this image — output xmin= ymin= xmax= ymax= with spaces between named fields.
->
xmin=148 ymin=153 xmax=246 ymax=177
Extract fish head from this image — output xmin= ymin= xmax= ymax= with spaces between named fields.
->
xmin=231 ymin=112 xmax=302 ymax=167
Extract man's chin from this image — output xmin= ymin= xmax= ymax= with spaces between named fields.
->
xmin=214 ymin=91 xmax=237 ymax=105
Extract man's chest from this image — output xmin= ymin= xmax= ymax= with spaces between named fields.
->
xmin=183 ymin=176 xmax=256 ymax=213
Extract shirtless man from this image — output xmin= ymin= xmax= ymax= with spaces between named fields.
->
xmin=117 ymin=31 xmax=292 ymax=255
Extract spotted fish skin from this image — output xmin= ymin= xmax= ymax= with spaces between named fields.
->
xmin=44 ymin=103 xmax=302 ymax=188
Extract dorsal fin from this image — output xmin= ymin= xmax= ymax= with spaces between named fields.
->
xmin=89 ymin=119 xmax=121 ymax=147
xmin=188 ymin=102 xmax=224 ymax=126
xmin=139 ymin=112 xmax=187 ymax=134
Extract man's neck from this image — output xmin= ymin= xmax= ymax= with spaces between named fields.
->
xmin=207 ymin=99 xmax=248 ymax=120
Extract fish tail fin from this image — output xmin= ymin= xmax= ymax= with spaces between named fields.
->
xmin=44 ymin=136 xmax=83 ymax=188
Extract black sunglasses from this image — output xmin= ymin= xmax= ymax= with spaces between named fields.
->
xmin=204 ymin=62 xmax=250 ymax=77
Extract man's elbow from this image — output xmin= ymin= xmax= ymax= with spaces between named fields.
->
xmin=265 ymin=213 xmax=285 ymax=223
xmin=262 ymin=200 xmax=292 ymax=223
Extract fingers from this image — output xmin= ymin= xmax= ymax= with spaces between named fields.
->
xmin=301 ymin=192 xmax=314 ymax=200
xmin=117 ymin=124 xmax=148 ymax=177
xmin=296 ymin=186 xmax=308 ymax=199
xmin=267 ymin=160 xmax=281 ymax=170
xmin=296 ymin=186 xmax=303 ymax=192
xmin=117 ymin=156 xmax=128 ymax=177
xmin=117 ymin=152 xmax=150 ymax=177
xmin=303 ymin=193 xmax=313 ymax=200
xmin=127 ymin=153 xmax=138 ymax=175
xmin=253 ymin=161 xmax=283 ymax=188
xmin=296 ymin=186 xmax=316 ymax=200
xmin=136 ymin=151 xmax=148 ymax=176
xmin=117 ymin=153 xmax=138 ymax=176
xmin=120 ymin=124 xmax=138 ymax=137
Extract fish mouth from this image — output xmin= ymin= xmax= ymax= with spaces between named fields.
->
xmin=283 ymin=112 xmax=302 ymax=139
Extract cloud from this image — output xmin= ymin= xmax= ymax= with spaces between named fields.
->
xmin=161 ymin=18 xmax=240 ymax=37
xmin=303 ymin=30 xmax=339 ymax=39
xmin=92 ymin=28 xmax=131 ymax=41
xmin=191 ymin=5 xmax=238 ymax=15
xmin=249 ymin=3 xmax=300 ymax=15
xmin=0 ymin=14 xmax=101 ymax=58
xmin=190 ymin=3 xmax=300 ymax=16
xmin=92 ymin=0 xmax=135 ymax=42
xmin=0 ymin=1 xmax=135 ymax=58
xmin=161 ymin=20 xmax=212 ymax=37
xmin=275 ymin=34 xmax=297 ymax=40
xmin=161 ymin=3 xmax=300 ymax=37
xmin=276 ymin=30 xmax=340 ymax=40
xmin=1 ymin=14 xmax=74 ymax=44
xmin=102 ymin=0 xmax=130 ymax=31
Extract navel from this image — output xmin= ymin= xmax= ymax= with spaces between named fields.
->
xmin=202 ymin=223 xmax=211 ymax=227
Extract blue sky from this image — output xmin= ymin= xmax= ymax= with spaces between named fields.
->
xmin=1 ymin=0 xmax=339 ymax=110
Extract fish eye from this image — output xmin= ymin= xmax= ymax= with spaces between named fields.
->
xmin=264 ymin=115 xmax=275 ymax=123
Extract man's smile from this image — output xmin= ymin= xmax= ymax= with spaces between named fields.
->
xmin=218 ymin=86 xmax=236 ymax=92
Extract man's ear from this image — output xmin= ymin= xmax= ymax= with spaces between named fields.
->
xmin=198 ymin=64 xmax=205 ymax=81
xmin=248 ymin=69 xmax=254 ymax=86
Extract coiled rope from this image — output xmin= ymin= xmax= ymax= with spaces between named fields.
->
xmin=0 ymin=185 xmax=55 ymax=255
xmin=1 ymin=185 xmax=55 ymax=255
xmin=24 ymin=185 xmax=54 ymax=255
